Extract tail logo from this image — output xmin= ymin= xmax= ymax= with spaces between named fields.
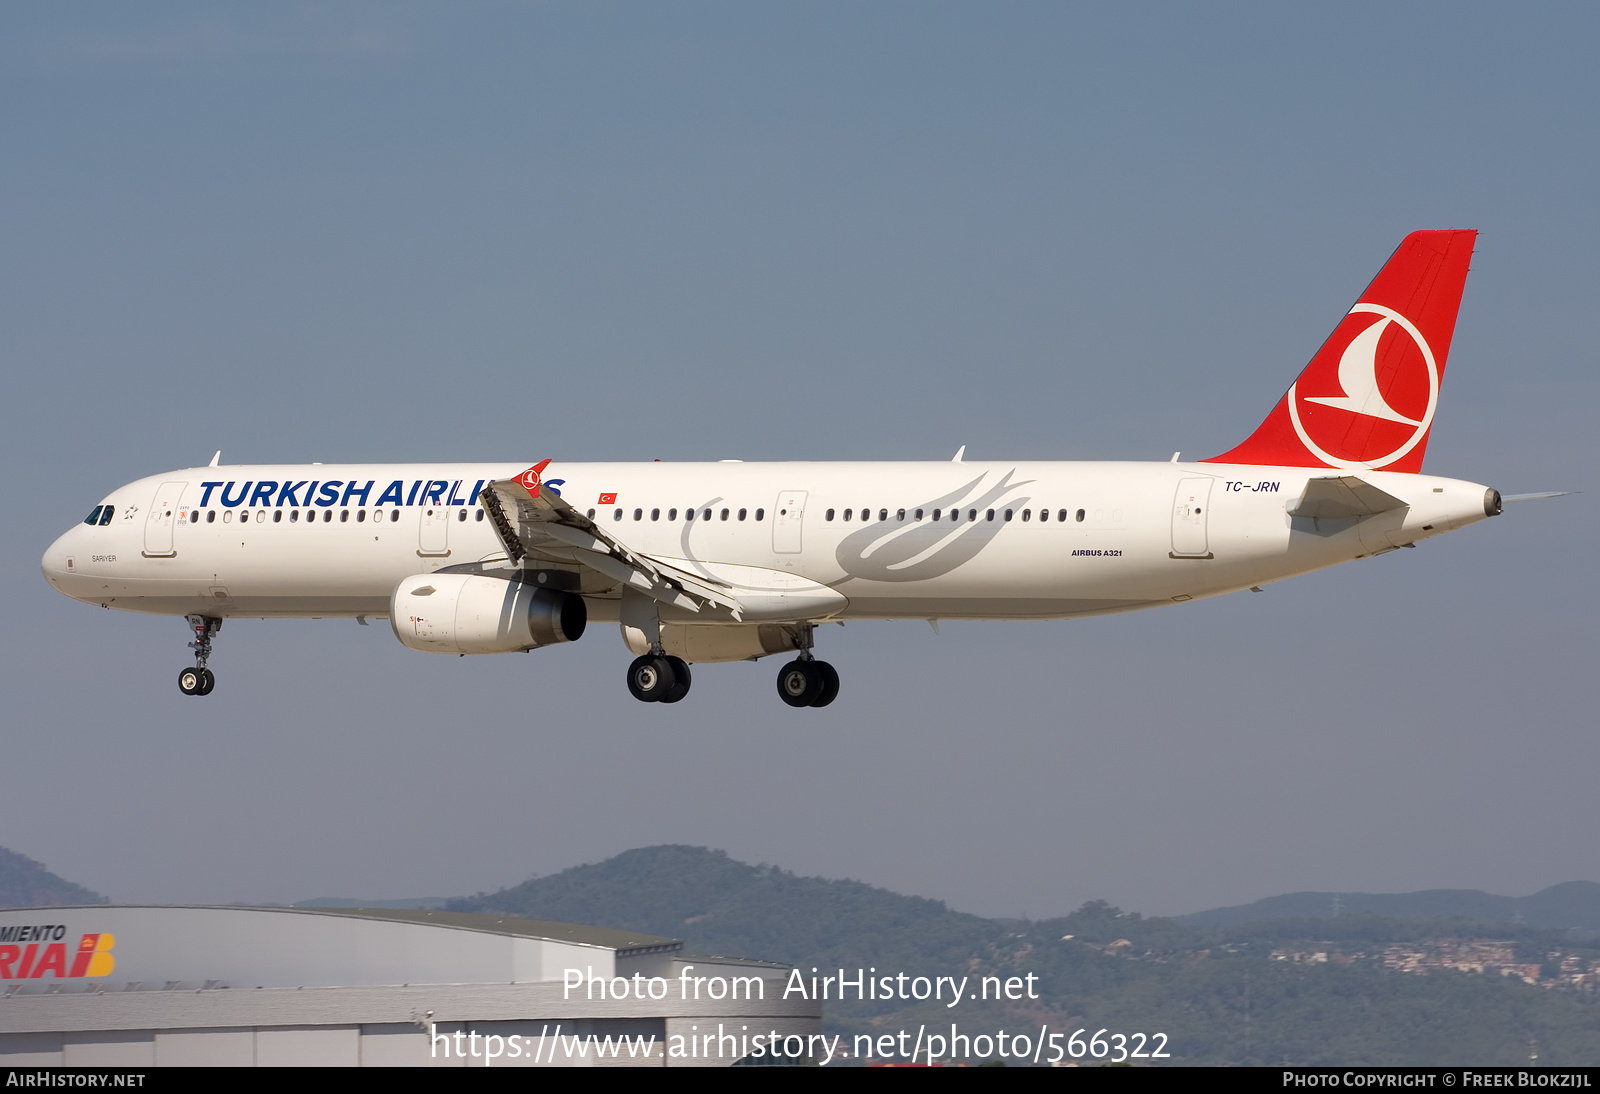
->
xmin=1287 ymin=303 xmax=1440 ymax=470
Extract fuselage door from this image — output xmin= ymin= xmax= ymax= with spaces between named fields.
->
xmin=143 ymin=481 xmax=187 ymax=557
xmin=773 ymin=490 xmax=808 ymax=554
xmin=419 ymin=504 xmax=450 ymax=557
xmin=1170 ymin=477 xmax=1214 ymax=558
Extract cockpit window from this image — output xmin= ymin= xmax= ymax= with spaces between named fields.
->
xmin=84 ymin=505 xmax=103 ymax=525
xmin=99 ymin=506 xmax=114 ymax=525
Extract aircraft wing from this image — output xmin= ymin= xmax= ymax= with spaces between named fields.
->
xmin=479 ymin=462 xmax=743 ymax=618
xmin=1288 ymin=476 xmax=1409 ymax=521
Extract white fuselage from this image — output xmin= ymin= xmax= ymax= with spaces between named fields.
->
xmin=42 ymin=459 xmax=1496 ymax=628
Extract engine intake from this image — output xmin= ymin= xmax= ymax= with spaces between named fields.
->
xmin=391 ymin=573 xmax=586 ymax=655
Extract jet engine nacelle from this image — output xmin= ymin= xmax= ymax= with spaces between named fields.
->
xmin=391 ymin=573 xmax=586 ymax=655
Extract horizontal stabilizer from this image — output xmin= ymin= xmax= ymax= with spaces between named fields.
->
xmin=1502 ymin=491 xmax=1575 ymax=503
xmin=1289 ymin=476 xmax=1409 ymax=521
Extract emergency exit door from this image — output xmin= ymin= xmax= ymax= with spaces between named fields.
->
xmin=772 ymin=491 xmax=808 ymax=553
xmin=143 ymin=481 xmax=187 ymax=557
xmin=1170 ymin=478 xmax=1214 ymax=558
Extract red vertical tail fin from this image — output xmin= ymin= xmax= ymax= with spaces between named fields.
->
xmin=1204 ymin=229 xmax=1476 ymax=472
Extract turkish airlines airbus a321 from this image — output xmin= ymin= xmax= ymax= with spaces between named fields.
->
xmin=42 ymin=230 xmax=1558 ymax=707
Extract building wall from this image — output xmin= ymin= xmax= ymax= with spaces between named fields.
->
xmin=0 ymin=979 xmax=820 ymax=1067
xmin=0 ymin=907 xmax=620 ymax=991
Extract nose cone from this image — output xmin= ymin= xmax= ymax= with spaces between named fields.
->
xmin=42 ymin=528 xmax=83 ymax=596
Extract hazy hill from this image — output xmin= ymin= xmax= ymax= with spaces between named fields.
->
xmin=1182 ymin=881 xmax=1600 ymax=932
xmin=0 ymin=847 xmax=107 ymax=907
xmin=447 ymin=847 xmax=1600 ymax=1066
xmin=446 ymin=844 xmax=1001 ymax=971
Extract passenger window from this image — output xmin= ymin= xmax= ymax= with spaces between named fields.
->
xmin=878 ymin=509 xmax=887 ymax=521
xmin=614 ymin=508 xmax=623 ymax=521
xmin=668 ymin=508 xmax=677 ymax=521
xmin=276 ymin=511 xmax=285 ymax=523
xmin=1005 ymin=509 xmax=1013 ymax=521
xmin=1076 ymin=509 xmax=1085 ymax=522
xmin=84 ymin=505 xmax=103 ymax=525
xmin=340 ymin=510 xmax=350 ymax=523
xmin=720 ymin=508 xmax=729 ymax=521
xmin=587 ymin=508 xmax=596 ymax=520
xmin=208 ymin=511 xmax=216 ymax=523
xmin=323 ymin=510 xmax=333 ymax=522
xmin=932 ymin=509 xmax=941 ymax=521
xmin=1039 ymin=509 xmax=1049 ymax=522
xmin=897 ymin=509 xmax=906 ymax=521
xmin=985 ymin=509 xmax=994 ymax=521
xmin=755 ymin=508 xmax=764 ymax=521
xmin=915 ymin=509 xmax=924 ymax=521
xmin=1022 ymin=509 xmax=1031 ymax=521
xmin=1059 ymin=509 xmax=1068 ymax=522
xmin=291 ymin=510 xmax=299 ymax=523
xmin=843 ymin=508 xmax=852 ymax=521
xmin=704 ymin=508 xmax=713 ymax=521
xmin=241 ymin=511 xmax=250 ymax=524
xmin=633 ymin=508 xmax=642 ymax=521
xmin=458 ymin=508 xmax=467 ymax=521
xmin=395 ymin=510 xmax=403 ymax=522
xmin=685 ymin=507 xmax=694 ymax=521
xmin=738 ymin=508 xmax=747 ymax=521
xmin=651 ymin=508 xmax=660 ymax=521
xmin=825 ymin=509 xmax=835 ymax=521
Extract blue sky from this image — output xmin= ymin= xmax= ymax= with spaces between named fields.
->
xmin=2 ymin=3 xmax=1595 ymax=917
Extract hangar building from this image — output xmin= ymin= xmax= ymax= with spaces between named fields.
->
xmin=0 ymin=905 xmax=822 ymax=1066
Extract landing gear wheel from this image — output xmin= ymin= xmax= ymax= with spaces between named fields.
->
xmin=812 ymin=660 xmax=839 ymax=708
xmin=661 ymin=656 xmax=692 ymax=704
xmin=777 ymin=660 xmax=823 ymax=708
xmin=627 ymin=655 xmax=677 ymax=703
xmin=182 ymin=615 xmax=221 ymax=698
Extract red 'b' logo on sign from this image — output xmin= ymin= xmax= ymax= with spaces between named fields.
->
xmin=1287 ymin=304 xmax=1439 ymax=469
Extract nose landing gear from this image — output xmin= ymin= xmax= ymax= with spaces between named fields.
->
xmin=179 ymin=615 xmax=220 ymax=696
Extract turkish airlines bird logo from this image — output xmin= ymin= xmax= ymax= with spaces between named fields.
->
xmin=1288 ymin=303 xmax=1439 ymax=469
xmin=517 ymin=458 xmax=552 ymax=497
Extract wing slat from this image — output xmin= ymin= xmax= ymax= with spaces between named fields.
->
xmin=481 ymin=465 xmax=744 ymax=618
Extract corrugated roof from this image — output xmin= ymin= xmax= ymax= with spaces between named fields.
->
xmin=7 ymin=906 xmax=682 ymax=956
xmin=293 ymin=907 xmax=682 ymax=954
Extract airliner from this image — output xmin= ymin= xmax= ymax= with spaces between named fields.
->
xmin=42 ymin=230 xmax=1557 ymax=707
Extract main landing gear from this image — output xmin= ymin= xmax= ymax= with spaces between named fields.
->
xmin=620 ymin=621 xmax=841 ymax=708
xmin=775 ymin=624 xmax=839 ymax=709
xmin=179 ymin=615 xmax=220 ymax=696
xmin=776 ymin=657 xmax=839 ymax=708
xmin=627 ymin=654 xmax=692 ymax=704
